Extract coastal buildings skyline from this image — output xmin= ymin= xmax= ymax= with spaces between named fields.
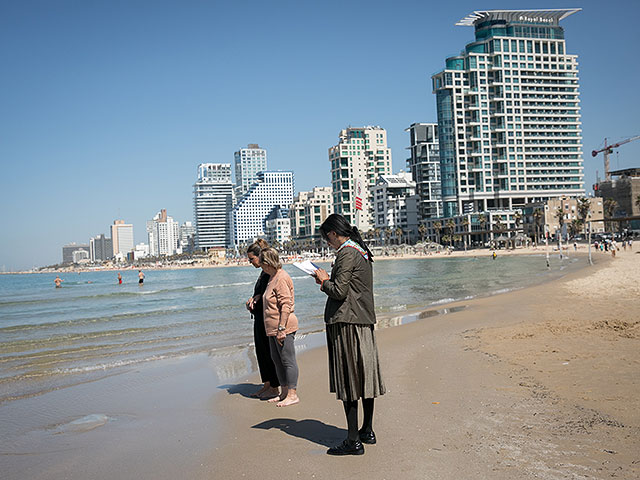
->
xmin=3 ymin=2 xmax=638 ymax=270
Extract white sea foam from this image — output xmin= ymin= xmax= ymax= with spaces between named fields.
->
xmin=429 ymin=297 xmax=456 ymax=306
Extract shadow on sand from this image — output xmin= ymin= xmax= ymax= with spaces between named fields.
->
xmin=217 ymin=383 xmax=262 ymax=399
xmin=252 ymin=418 xmax=346 ymax=448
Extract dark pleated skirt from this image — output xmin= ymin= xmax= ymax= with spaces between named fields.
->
xmin=326 ymin=322 xmax=386 ymax=402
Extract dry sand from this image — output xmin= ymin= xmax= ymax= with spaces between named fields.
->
xmin=207 ymin=249 xmax=639 ymax=479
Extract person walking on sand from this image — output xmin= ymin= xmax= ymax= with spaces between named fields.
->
xmin=245 ymin=239 xmax=280 ymax=399
xmin=118 ymin=272 xmax=123 ymax=285
xmin=314 ymin=214 xmax=385 ymax=456
xmin=54 ymin=275 xmax=63 ymax=288
xmin=138 ymin=270 xmax=145 ymax=285
xmin=259 ymin=248 xmax=300 ymax=407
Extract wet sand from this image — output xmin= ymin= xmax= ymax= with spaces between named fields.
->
xmin=208 ymin=249 xmax=639 ymax=479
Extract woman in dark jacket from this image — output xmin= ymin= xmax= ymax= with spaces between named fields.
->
xmin=246 ymin=239 xmax=280 ymax=399
xmin=314 ymin=214 xmax=385 ymax=456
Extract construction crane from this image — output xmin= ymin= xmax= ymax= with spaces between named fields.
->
xmin=591 ymin=135 xmax=640 ymax=181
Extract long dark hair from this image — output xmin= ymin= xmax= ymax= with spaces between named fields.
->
xmin=319 ymin=214 xmax=374 ymax=262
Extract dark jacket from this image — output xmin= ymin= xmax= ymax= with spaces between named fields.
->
xmin=321 ymin=246 xmax=376 ymax=325
xmin=250 ymin=271 xmax=270 ymax=321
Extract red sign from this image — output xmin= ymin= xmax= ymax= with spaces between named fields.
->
xmin=355 ymin=197 xmax=363 ymax=210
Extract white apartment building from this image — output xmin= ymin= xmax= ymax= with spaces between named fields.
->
xmin=289 ymin=186 xmax=333 ymax=240
xmin=264 ymin=208 xmax=292 ymax=246
xmin=372 ymin=172 xmax=418 ymax=240
xmin=234 ymin=144 xmax=267 ymax=198
xmin=111 ymin=220 xmax=134 ymax=257
xmin=194 ymin=163 xmax=234 ymax=250
xmin=432 ymin=9 xmax=584 ymax=218
xmin=230 ymin=171 xmax=294 ymax=247
xmin=147 ymin=209 xmax=180 ymax=257
xmin=328 ymin=126 xmax=392 ymax=232
xmin=406 ymin=123 xmax=442 ymax=221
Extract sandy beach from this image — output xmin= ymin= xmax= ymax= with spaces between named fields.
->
xmin=208 ymin=249 xmax=639 ymax=479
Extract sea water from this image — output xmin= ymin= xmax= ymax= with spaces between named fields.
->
xmin=0 ymin=254 xmax=580 ymax=404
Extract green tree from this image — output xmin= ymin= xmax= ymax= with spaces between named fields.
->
xmin=434 ymin=221 xmax=442 ymax=246
xmin=418 ymin=224 xmax=427 ymax=242
xmin=445 ymin=219 xmax=455 ymax=248
xmin=532 ymin=208 xmax=543 ymax=244
xmin=603 ymin=198 xmax=618 ymax=232
xmin=569 ymin=219 xmax=582 ymax=237
xmin=395 ymin=227 xmax=404 ymax=245
xmin=477 ymin=214 xmax=487 ymax=245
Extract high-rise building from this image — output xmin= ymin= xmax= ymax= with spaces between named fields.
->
xmin=406 ymin=123 xmax=442 ymax=221
xmin=179 ymin=221 xmax=196 ymax=253
xmin=372 ymin=172 xmax=418 ymax=241
xmin=146 ymin=209 xmax=180 ymax=257
xmin=89 ymin=234 xmax=113 ymax=262
xmin=289 ymin=186 xmax=333 ymax=241
xmin=328 ymin=126 xmax=392 ymax=231
xmin=432 ymin=9 xmax=584 ymax=218
xmin=111 ymin=220 xmax=134 ymax=258
xmin=194 ymin=163 xmax=234 ymax=250
xmin=230 ymin=171 xmax=294 ymax=247
xmin=234 ymin=144 xmax=267 ymax=198
xmin=62 ymin=243 xmax=90 ymax=264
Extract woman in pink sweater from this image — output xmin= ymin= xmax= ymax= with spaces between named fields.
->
xmin=259 ymin=248 xmax=300 ymax=407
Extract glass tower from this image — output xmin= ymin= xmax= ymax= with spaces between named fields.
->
xmin=432 ymin=9 xmax=584 ymax=217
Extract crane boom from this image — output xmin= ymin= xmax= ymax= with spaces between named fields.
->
xmin=591 ymin=135 xmax=640 ymax=181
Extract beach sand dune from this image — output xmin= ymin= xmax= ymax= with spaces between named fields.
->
xmin=208 ymin=250 xmax=639 ymax=479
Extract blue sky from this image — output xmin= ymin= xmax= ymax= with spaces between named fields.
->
xmin=1 ymin=0 xmax=639 ymax=271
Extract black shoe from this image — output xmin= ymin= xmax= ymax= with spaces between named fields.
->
xmin=327 ymin=439 xmax=365 ymax=456
xmin=358 ymin=429 xmax=376 ymax=445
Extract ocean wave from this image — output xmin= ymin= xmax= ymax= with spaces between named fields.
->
xmin=193 ymin=281 xmax=252 ymax=289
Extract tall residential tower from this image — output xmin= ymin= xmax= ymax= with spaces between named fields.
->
xmin=193 ymin=163 xmax=234 ymax=250
xmin=432 ymin=9 xmax=584 ymax=217
xmin=406 ymin=123 xmax=442 ymax=221
xmin=328 ymin=126 xmax=392 ymax=231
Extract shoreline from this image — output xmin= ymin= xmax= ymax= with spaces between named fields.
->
xmin=3 ymin=244 xmax=597 ymax=275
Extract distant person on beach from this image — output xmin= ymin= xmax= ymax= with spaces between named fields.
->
xmin=118 ymin=272 xmax=122 ymax=284
xmin=259 ymin=247 xmax=300 ymax=407
xmin=492 ymin=251 xmax=497 ymax=260
xmin=54 ymin=275 xmax=62 ymax=288
xmin=138 ymin=270 xmax=145 ymax=285
xmin=314 ymin=214 xmax=385 ymax=456
xmin=245 ymin=239 xmax=280 ymax=399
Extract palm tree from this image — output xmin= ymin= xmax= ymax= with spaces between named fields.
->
xmin=569 ymin=219 xmax=581 ymax=237
xmin=373 ymin=227 xmax=381 ymax=246
xmin=445 ymin=219 xmax=455 ymax=248
xmin=477 ymin=214 xmax=487 ymax=246
xmin=461 ymin=217 xmax=469 ymax=250
xmin=603 ymin=198 xmax=618 ymax=233
xmin=513 ymin=211 xmax=522 ymax=229
xmin=434 ymin=221 xmax=442 ymax=246
xmin=577 ymin=197 xmax=591 ymax=233
xmin=635 ymin=194 xmax=640 ymax=212
xmin=418 ymin=224 xmax=427 ymax=243
xmin=393 ymin=227 xmax=402 ymax=245
xmin=532 ymin=208 xmax=543 ymax=244
xmin=384 ymin=227 xmax=392 ymax=247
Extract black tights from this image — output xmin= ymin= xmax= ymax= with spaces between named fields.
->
xmin=343 ymin=398 xmax=374 ymax=442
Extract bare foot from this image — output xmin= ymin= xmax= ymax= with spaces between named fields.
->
xmin=268 ymin=394 xmax=286 ymax=403
xmin=276 ymin=395 xmax=299 ymax=407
